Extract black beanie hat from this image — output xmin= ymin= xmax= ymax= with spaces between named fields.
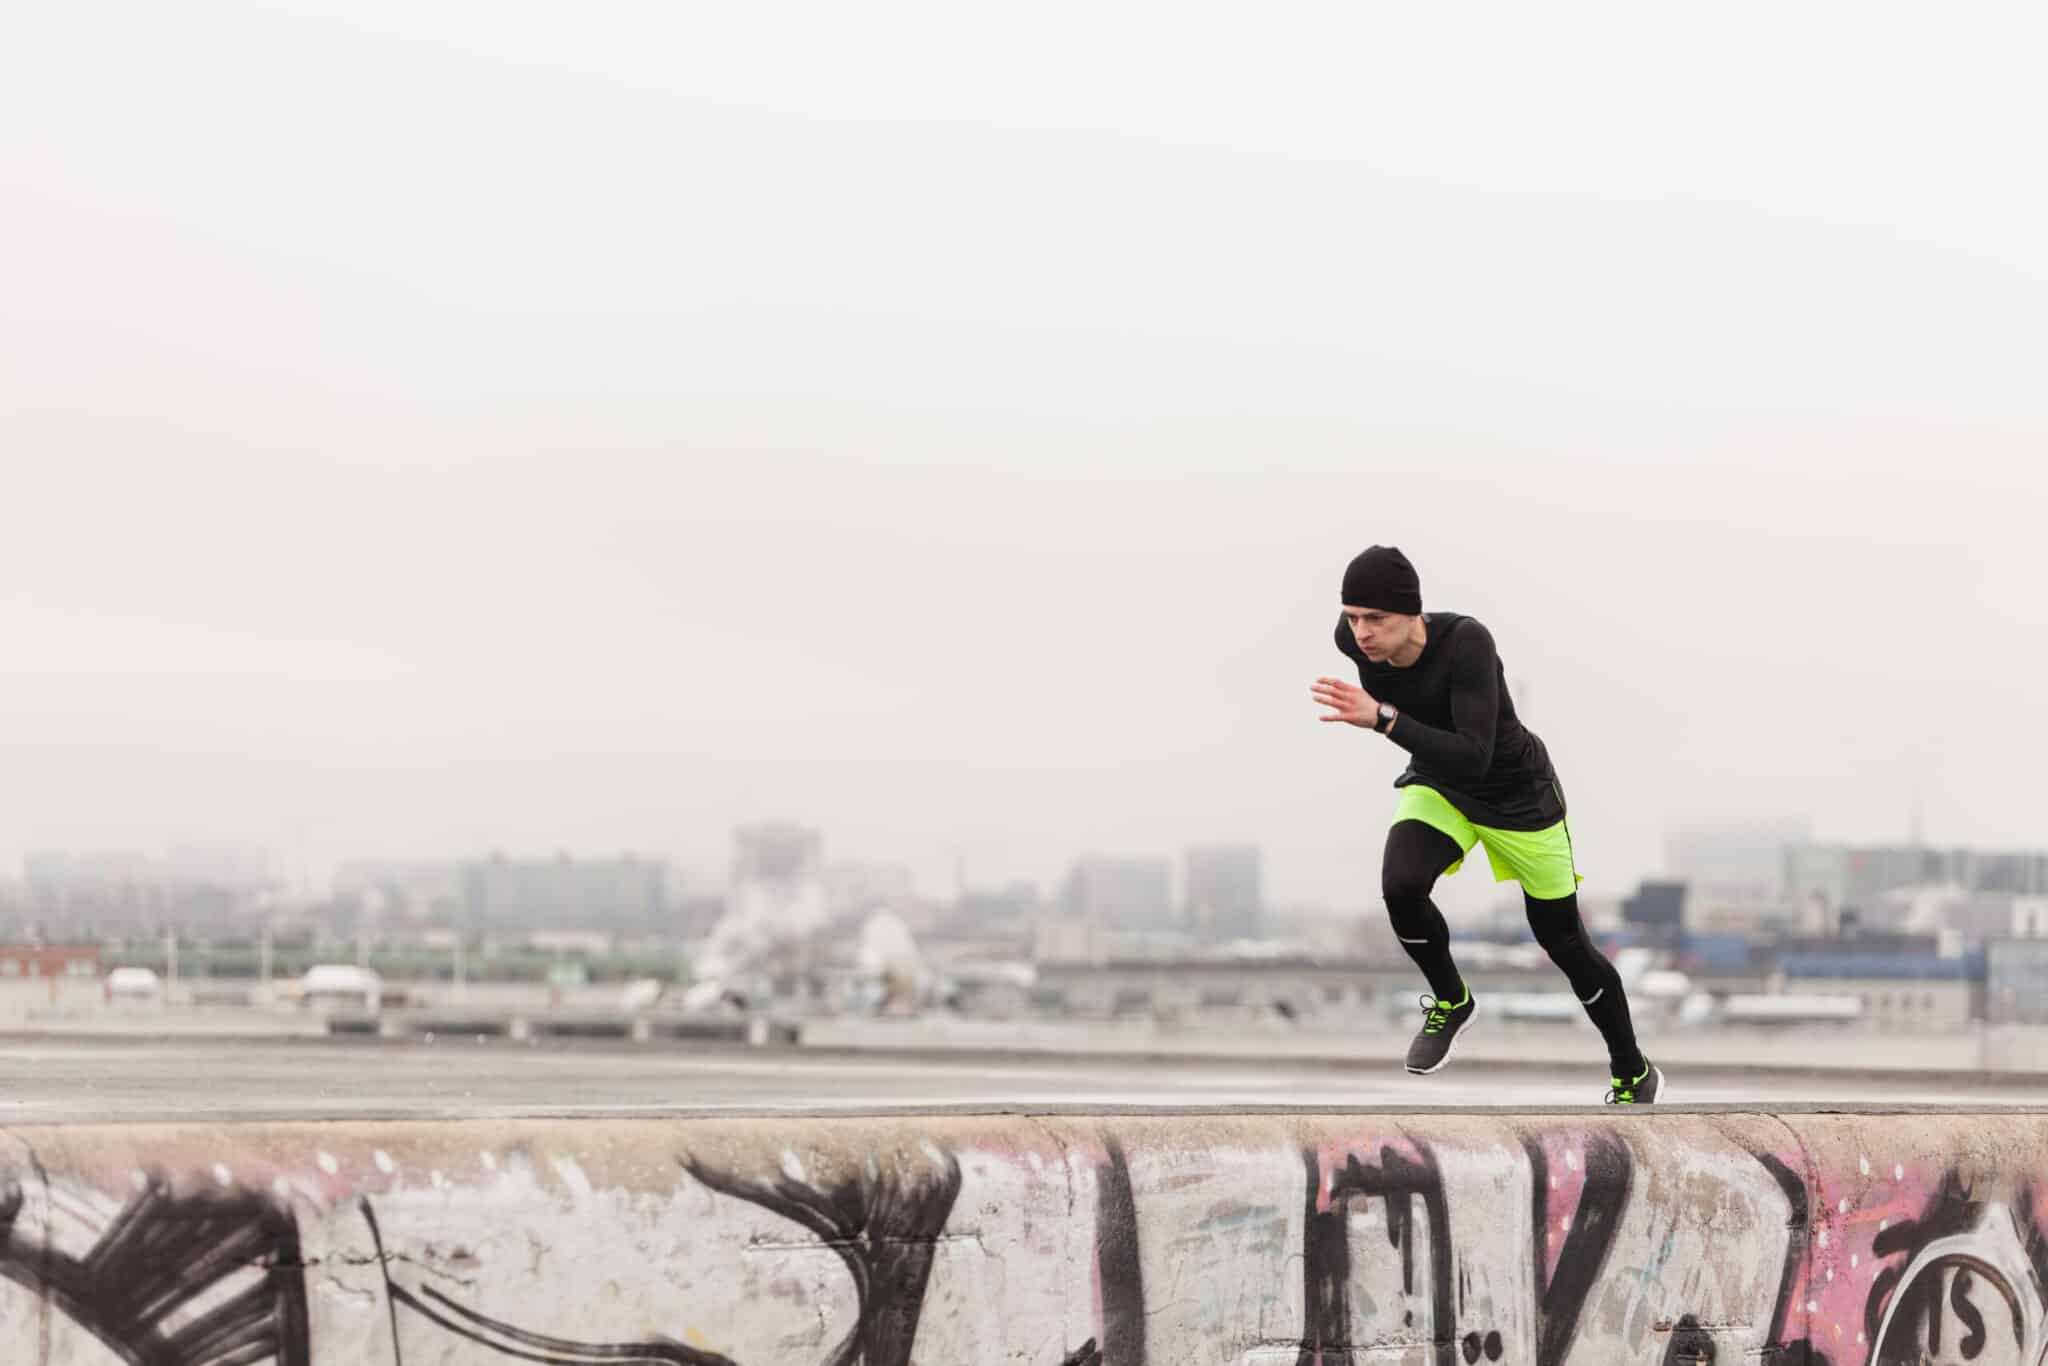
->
xmin=1341 ymin=545 xmax=1422 ymax=614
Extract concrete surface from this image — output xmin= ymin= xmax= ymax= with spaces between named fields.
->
xmin=7 ymin=1107 xmax=2048 ymax=1363
xmin=805 ymin=1012 xmax=2035 ymax=1072
xmin=2 ymin=1035 xmax=2045 ymax=1124
xmin=19 ymin=992 xmax=2048 ymax=1074
xmin=19 ymin=1001 xmax=2044 ymax=1074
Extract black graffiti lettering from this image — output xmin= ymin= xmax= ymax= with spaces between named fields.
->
xmin=411 ymin=1282 xmax=729 ymax=1365
xmin=681 ymin=1147 xmax=961 ymax=1366
xmin=1059 ymin=1339 xmax=1104 ymax=1366
xmin=1867 ymin=1171 xmax=2043 ymax=1366
xmin=1524 ymin=1134 xmax=1631 ymax=1366
xmin=1296 ymin=1150 xmax=1348 ymax=1364
xmin=0 ymin=1174 xmax=310 ymax=1366
xmin=1927 ymin=1271 xmax=1943 ymax=1355
xmin=1743 ymin=1150 xmax=1810 ymax=1361
xmin=1874 ymin=1172 xmax=1985 ymax=1264
xmin=2022 ymin=1182 xmax=2048 ymax=1293
xmin=359 ymin=1200 xmax=728 ymax=1366
xmin=1951 ymin=1266 xmax=1987 ymax=1358
xmin=1864 ymin=1266 xmax=1904 ymax=1356
xmin=1661 ymin=1314 xmax=1716 ymax=1365
xmin=1093 ymin=1141 xmax=1146 ymax=1366
xmin=1303 ymin=1144 xmax=1454 ymax=1366
xmin=1876 ymin=1267 xmax=1954 ymax=1366
xmin=1457 ymin=1327 xmax=1504 ymax=1363
xmin=349 ymin=1145 xmax=963 ymax=1366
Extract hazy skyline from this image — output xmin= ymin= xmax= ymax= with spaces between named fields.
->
xmin=6 ymin=6 xmax=2047 ymax=920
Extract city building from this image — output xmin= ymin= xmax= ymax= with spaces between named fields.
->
xmin=0 ymin=943 xmax=100 ymax=981
xmin=162 ymin=843 xmax=277 ymax=890
xmin=1987 ymin=938 xmax=2048 ymax=1025
xmin=1620 ymin=881 xmax=1687 ymax=948
xmin=824 ymin=862 xmax=917 ymax=918
xmin=460 ymin=854 xmax=667 ymax=927
xmin=333 ymin=861 xmax=466 ymax=923
xmin=1784 ymin=842 xmax=2048 ymax=928
xmin=1184 ymin=844 xmax=1262 ymax=941
xmin=22 ymin=847 xmax=284 ymax=935
xmin=22 ymin=852 xmax=163 ymax=931
xmin=1771 ymin=931 xmax=1940 ymax=960
xmin=1773 ymin=951 xmax=1981 ymax=1033
xmin=1061 ymin=855 xmax=1173 ymax=932
xmin=938 ymin=881 xmax=1045 ymax=948
xmin=733 ymin=824 xmax=822 ymax=886
xmin=1779 ymin=881 xmax=2048 ymax=955
xmin=1665 ymin=819 xmax=1809 ymax=905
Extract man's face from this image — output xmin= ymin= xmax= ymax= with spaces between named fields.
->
xmin=1343 ymin=607 xmax=1410 ymax=661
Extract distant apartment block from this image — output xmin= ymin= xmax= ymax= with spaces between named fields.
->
xmin=23 ymin=852 xmax=162 ymax=929
xmin=1184 ymin=844 xmax=1263 ymax=940
xmin=1986 ymin=938 xmax=2048 ymax=1025
xmin=333 ymin=860 xmax=467 ymax=922
xmin=1620 ymin=880 xmax=1687 ymax=946
xmin=1787 ymin=843 xmax=2048 ymax=921
xmin=1062 ymin=855 xmax=1172 ymax=932
xmin=461 ymin=854 xmax=666 ymax=926
xmin=1664 ymin=820 xmax=1811 ymax=905
xmin=732 ymin=824 xmax=822 ymax=887
xmin=22 ymin=847 xmax=280 ymax=934
xmin=825 ymin=861 xmax=916 ymax=917
xmin=1775 ymin=950 xmax=1982 ymax=1032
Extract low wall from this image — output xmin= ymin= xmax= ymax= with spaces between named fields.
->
xmin=2 ymin=1108 xmax=2039 ymax=1364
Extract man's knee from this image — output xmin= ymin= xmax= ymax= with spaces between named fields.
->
xmin=1524 ymin=893 xmax=1613 ymax=989
xmin=1523 ymin=893 xmax=1582 ymax=954
xmin=1383 ymin=822 xmax=1459 ymax=905
xmin=1384 ymin=892 xmax=1446 ymax=949
xmin=1382 ymin=871 xmax=1437 ymax=906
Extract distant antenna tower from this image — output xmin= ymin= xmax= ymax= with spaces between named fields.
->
xmin=1910 ymin=791 xmax=1925 ymax=850
xmin=939 ymin=841 xmax=968 ymax=904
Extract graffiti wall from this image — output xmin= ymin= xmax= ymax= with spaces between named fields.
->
xmin=1 ymin=1111 xmax=2043 ymax=1364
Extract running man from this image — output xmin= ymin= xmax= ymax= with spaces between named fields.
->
xmin=1310 ymin=545 xmax=1664 ymax=1104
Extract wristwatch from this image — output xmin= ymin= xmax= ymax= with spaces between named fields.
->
xmin=1375 ymin=703 xmax=1398 ymax=734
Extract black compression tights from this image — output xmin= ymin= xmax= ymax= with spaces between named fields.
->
xmin=1380 ymin=820 xmax=1468 ymax=1003
xmin=1380 ymin=819 xmax=1645 ymax=1078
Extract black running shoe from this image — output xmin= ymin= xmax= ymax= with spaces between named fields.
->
xmin=1405 ymin=990 xmax=1476 ymax=1075
xmin=1604 ymin=1059 xmax=1666 ymax=1105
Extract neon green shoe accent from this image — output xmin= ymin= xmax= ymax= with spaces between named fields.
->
xmin=1419 ymin=989 xmax=1470 ymax=1034
xmin=1606 ymin=1061 xmax=1653 ymax=1104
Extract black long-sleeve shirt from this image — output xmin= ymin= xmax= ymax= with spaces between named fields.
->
xmin=1333 ymin=611 xmax=1565 ymax=830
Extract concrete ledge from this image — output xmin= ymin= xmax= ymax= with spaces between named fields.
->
xmin=326 ymin=1011 xmax=799 ymax=1046
xmin=4 ymin=1109 xmax=2041 ymax=1363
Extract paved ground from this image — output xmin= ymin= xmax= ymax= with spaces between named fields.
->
xmin=2 ymin=1034 xmax=2043 ymax=1124
xmin=806 ymin=1014 xmax=2021 ymax=1071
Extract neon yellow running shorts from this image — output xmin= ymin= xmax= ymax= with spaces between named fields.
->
xmin=1393 ymin=784 xmax=1585 ymax=900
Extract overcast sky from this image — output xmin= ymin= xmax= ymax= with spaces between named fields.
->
xmin=4 ymin=4 xmax=2046 ymax=916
